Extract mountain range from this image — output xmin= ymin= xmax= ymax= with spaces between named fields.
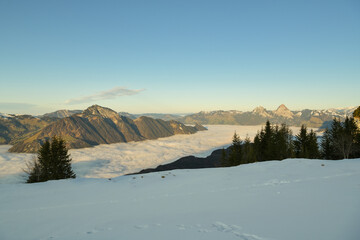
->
xmin=1 ymin=104 xmax=357 ymax=153
xmin=4 ymin=105 xmax=206 ymax=153
xmin=181 ymin=104 xmax=358 ymax=127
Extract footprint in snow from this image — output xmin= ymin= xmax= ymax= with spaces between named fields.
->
xmin=212 ymin=221 xmax=264 ymax=240
xmin=134 ymin=224 xmax=149 ymax=229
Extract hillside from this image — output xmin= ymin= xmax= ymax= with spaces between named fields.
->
xmin=181 ymin=105 xmax=358 ymax=127
xmin=0 ymin=114 xmax=57 ymax=145
xmin=133 ymin=148 xmax=225 ymax=174
xmin=1 ymin=159 xmax=359 ymax=240
xmin=9 ymin=105 xmax=206 ymax=153
xmin=119 ymin=112 xmax=182 ymax=121
xmin=41 ymin=109 xmax=82 ymax=118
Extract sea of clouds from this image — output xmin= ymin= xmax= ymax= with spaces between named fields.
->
xmin=0 ymin=125 xmax=305 ymax=184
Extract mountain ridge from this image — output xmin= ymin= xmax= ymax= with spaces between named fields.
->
xmin=8 ymin=105 xmax=206 ymax=153
xmin=181 ymin=104 xmax=358 ymax=127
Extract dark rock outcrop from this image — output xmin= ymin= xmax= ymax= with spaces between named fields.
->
xmin=132 ymin=148 xmax=226 ymax=175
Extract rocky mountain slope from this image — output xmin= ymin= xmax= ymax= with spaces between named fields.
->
xmin=0 ymin=114 xmax=57 ymax=144
xmin=181 ymin=104 xmax=358 ymax=127
xmin=41 ymin=109 xmax=82 ymax=118
xmin=9 ymin=105 xmax=206 ymax=153
xmin=119 ymin=112 xmax=182 ymax=121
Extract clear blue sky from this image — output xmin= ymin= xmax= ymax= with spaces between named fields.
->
xmin=0 ymin=0 xmax=359 ymax=115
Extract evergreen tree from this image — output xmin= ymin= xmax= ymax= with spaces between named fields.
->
xmin=220 ymin=148 xmax=229 ymax=167
xmin=253 ymin=133 xmax=261 ymax=161
xmin=253 ymin=121 xmax=294 ymax=161
xmin=321 ymin=129 xmax=336 ymax=159
xmin=26 ymin=136 xmax=76 ymax=183
xmin=273 ymin=124 xmax=294 ymax=160
xmin=262 ymin=120 xmax=274 ymax=160
xmin=38 ymin=140 xmax=52 ymax=181
xmin=294 ymin=125 xmax=309 ymax=158
xmin=307 ymin=129 xmax=320 ymax=159
xmin=342 ymin=117 xmax=358 ymax=158
xmin=253 ymin=120 xmax=274 ymax=161
xmin=353 ymin=106 xmax=360 ymax=118
xmin=330 ymin=117 xmax=357 ymax=159
xmin=243 ymin=135 xmax=256 ymax=164
xmin=25 ymin=157 xmax=42 ymax=183
xmin=320 ymin=117 xmax=360 ymax=159
xmin=294 ymin=125 xmax=320 ymax=159
xmin=228 ymin=131 xmax=242 ymax=166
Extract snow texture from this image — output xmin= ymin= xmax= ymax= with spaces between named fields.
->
xmin=0 ymin=159 xmax=359 ymax=240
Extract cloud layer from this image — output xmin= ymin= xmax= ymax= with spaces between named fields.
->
xmin=0 ymin=125 xmax=305 ymax=183
xmin=65 ymin=87 xmax=144 ymax=105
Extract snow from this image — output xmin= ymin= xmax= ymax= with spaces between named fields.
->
xmin=0 ymin=159 xmax=359 ymax=240
xmin=0 ymin=113 xmax=13 ymax=118
xmin=0 ymin=125 xmax=279 ymax=183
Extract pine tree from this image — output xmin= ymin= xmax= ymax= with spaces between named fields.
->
xmin=220 ymin=148 xmax=229 ymax=167
xmin=38 ymin=140 xmax=52 ymax=181
xmin=353 ymin=106 xmax=360 ymax=118
xmin=243 ymin=136 xmax=256 ymax=164
xmin=321 ymin=129 xmax=336 ymax=159
xmin=329 ymin=117 xmax=357 ymax=159
xmin=26 ymin=136 xmax=76 ymax=183
xmin=307 ymin=129 xmax=320 ymax=159
xmin=294 ymin=125 xmax=309 ymax=158
xmin=320 ymin=117 xmax=360 ymax=159
xmin=228 ymin=131 xmax=242 ymax=166
xmin=294 ymin=125 xmax=319 ymax=159
xmin=273 ymin=124 xmax=294 ymax=160
xmin=25 ymin=158 xmax=42 ymax=183
xmin=342 ymin=117 xmax=357 ymax=158
xmin=263 ymin=120 xmax=274 ymax=160
xmin=253 ymin=121 xmax=294 ymax=161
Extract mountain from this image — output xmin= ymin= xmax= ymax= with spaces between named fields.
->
xmin=118 ymin=112 xmax=136 ymax=119
xmin=119 ymin=112 xmax=182 ymax=121
xmin=133 ymin=116 xmax=197 ymax=140
xmin=9 ymin=105 xmax=206 ymax=153
xmin=181 ymin=104 xmax=358 ymax=127
xmin=0 ymin=114 xmax=57 ymax=145
xmin=134 ymin=113 xmax=182 ymax=121
xmin=274 ymin=104 xmax=294 ymax=119
xmin=42 ymin=109 xmax=82 ymax=118
xmin=252 ymin=106 xmax=271 ymax=118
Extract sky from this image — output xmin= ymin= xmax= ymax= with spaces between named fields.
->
xmin=0 ymin=0 xmax=359 ymax=115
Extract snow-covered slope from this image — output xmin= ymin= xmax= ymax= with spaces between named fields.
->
xmin=1 ymin=159 xmax=359 ymax=240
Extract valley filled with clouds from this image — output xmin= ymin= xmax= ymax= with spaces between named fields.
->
xmin=1 ymin=125 xmax=295 ymax=183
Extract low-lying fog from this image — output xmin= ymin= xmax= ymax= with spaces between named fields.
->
xmin=0 ymin=125 xmax=306 ymax=183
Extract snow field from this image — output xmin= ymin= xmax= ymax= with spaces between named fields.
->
xmin=1 ymin=158 xmax=359 ymax=240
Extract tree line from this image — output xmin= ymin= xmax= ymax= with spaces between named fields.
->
xmin=222 ymin=107 xmax=360 ymax=167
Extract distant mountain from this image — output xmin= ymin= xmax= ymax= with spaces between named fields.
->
xmin=0 ymin=114 xmax=57 ymax=144
xmin=181 ymin=105 xmax=358 ymax=128
xmin=118 ymin=112 xmax=136 ymax=119
xmin=119 ymin=112 xmax=182 ymax=121
xmin=9 ymin=105 xmax=206 ymax=153
xmin=42 ymin=109 xmax=82 ymax=118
